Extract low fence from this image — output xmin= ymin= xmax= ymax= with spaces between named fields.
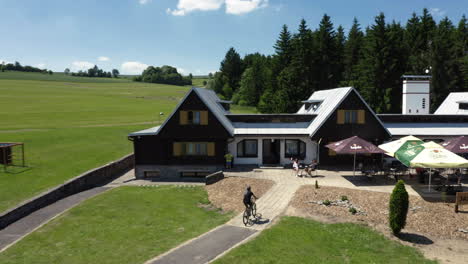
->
xmin=205 ymin=171 xmax=224 ymax=185
xmin=0 ymin=153 xmax=134 ymax=229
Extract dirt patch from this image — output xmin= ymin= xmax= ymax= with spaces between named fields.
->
xmin=205 ymin=177 xmax=275 ymax=214
xmin=290 ymin=185 xmax=468 ymax=240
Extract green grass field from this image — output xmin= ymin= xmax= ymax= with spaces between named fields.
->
xmin=214 ymin=216 xmax=435 ymax=264
xmin=0 ymin=186 xmax=232 ymax=264
xmin=0 ymin=71 xmax=254 ymax=213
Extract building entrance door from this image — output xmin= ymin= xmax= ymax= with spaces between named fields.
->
xmin=262 ymin=139 xmax=280 ymax=164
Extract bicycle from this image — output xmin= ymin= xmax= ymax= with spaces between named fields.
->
xmin=242 ymin=197 xmax=258 ymax=226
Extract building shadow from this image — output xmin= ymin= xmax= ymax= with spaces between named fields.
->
xmin=397 ymin=232 xmax=434 ymax=245
xmin=342 ymin=175 xmax=396 ymax=187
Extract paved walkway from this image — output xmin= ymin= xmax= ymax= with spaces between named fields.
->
xmin=146 ymin=225 xmax=256 ymax=264
xmin=0 ymin=187 xmax=109 ymax=252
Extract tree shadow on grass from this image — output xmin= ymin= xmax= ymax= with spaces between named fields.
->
xmin=398 ymin=232 xmax=434 ymax=245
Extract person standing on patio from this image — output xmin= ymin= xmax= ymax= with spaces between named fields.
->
xmin=224 ymin=151 xmax=233 ymax=169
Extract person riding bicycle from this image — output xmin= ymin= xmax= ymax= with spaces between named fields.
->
xmin=243 ymin=186 xmax=257 ymax=215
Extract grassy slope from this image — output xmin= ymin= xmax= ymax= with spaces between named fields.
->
xmin=215 ymin=216 xmax=435 ymax=264
xmin=0 ymin=186 xmax=232 ymax=264
xmin=0 ymin=71 xmax=255 ymax=212
xmin=0 ymin=72 xmax=189 ymax=212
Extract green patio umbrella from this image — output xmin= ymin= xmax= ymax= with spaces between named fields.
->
xmin=378 ymin=135 xmax=423 ymax=157
xmin=394 ymin=141 xmax=468 ymax=191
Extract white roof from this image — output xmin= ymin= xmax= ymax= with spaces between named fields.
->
xmin=233 ymin=122 xmax=310 ymax=135
xmin=298 ymin=87 xmax=389 ymax=137
xmin=434 ymin=92 xmax=468 ymax=115
xmin=129 ymin=126 xmax=161 ymax=136
xmin=384 ymin=123 xmax=468 ymax=136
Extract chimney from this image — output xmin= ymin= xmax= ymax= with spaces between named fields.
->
xmin=401 ymin=75 xmax=431 ymax=115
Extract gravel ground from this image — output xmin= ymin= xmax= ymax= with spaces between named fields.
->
xmin=205 ymin=177 xmax=275 ymax=214
xmin=290 ymin=185 xmax=468 ymax=240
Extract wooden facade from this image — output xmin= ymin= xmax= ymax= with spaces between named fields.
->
xmin=132 ymin=90 xmax=230 ymax=166
xmin=312 ymin=90 xmax=391 ymax=166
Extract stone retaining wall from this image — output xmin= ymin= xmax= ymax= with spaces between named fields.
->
xmin=0 ymin=153 xmax=134 ymax=229
xmin=205 ymin=171 xmax=224 ymax=185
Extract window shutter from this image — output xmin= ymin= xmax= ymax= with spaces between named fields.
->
xmin=337 ymin=110 xmax=345 ymax=124
xmin=200 ymin=111 xmax=208 ymax=125
xmin=179 ymin=111 xmax=188 ymax=125
xmin=358 ymin=110 xmax=365 ymax=124
xmin=207 ymin=142 xmax=215 ymax=156
xmin=173 ymin=142 xmax=182 ymax=156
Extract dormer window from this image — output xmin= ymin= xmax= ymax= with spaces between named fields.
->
xmin=302 ymin=100 xmax=323 ymax=112
xmin=459 ymin=103 xmax=468 ymax=110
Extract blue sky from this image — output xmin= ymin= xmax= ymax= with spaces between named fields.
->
xmin=0 ymin=0 xmax=466 ymax=75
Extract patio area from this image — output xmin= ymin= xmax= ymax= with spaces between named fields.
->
xmin=224 ymin=166 xmax=468 ymax=202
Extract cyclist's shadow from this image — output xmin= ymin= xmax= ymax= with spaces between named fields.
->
xmin=251 ymin=213 xmax=270 ymax=226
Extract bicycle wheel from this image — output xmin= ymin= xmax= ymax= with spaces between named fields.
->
xmin=242 ymin=210 xmax=249 ymax=226
xmin=251 ymin=203 xmax=257 ymax=217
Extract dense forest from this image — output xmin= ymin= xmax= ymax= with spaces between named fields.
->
xmin=207 ymin=9 xmax=467 ymax=113
xmin=134 ymin=65 xmax=192 ymax=86
xmin=0 ymin=61 xmax=52 ymax=74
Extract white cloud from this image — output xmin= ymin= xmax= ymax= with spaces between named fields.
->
xmin=0 ymin=59 xmax=11 ymax=65
xmin=225 ymin=0 xmax=268 ymax=15
xmin=177 ymin=67 xmax=187 ymax=75
xmin=71 ymin=61 xmax=94 ymax=71
xmin=121 ymin=61 xmax=148 ymax=75
xmin=139 ymin=0 xmax=151 ymax=5
xmin=98 ymin=56 xmax=110 ymax=62
xmin=429 ymin=8 xmax=446 ymax=17
xmin=36 ymin=63 xmax=46 ymax=69
xmin=167 ymin=0 xmax=223 ymax=16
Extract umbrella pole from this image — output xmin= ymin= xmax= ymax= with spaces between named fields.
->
xmin=428 ymin=168 xmax=432 ymax=192
xmin=353 ymin=152 xmax=356 ymax=176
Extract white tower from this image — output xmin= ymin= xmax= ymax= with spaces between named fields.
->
xmin=402 ymin=75 xmax=430 ymax=115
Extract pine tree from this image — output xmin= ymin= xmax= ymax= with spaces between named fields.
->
xmin=358 ymin=13 xmax=389 ymax=113
xmin=315 ymin=14 xmax=337 ymax=89
xmin=455 ymin=15 xmax=468 ymax=91
xmin=343 ymin=18 xmax=364 ymax=86
xmin=273 ymin=24 xmax=293 ymax=72
xmin=334 ymin=25 xmax=346 ymax=87
xmin=431 ymin=18 xmax=458 ymax=111
xmin=220 ymin=47 xmax=243 ymax=98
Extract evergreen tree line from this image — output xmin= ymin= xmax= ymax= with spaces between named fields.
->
xmin=133 ymin=65 xmax=192 ymax=86
xmin=208 ymin=9 xmax=467 ymax=113
xmin=69 ymin=65 xmax=119 ymax=78
xmin=0 ymin=61 xmax=53 ymax=74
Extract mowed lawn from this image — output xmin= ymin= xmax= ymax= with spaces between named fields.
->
xmin=0 ymin=72 xmax=189 ymax=212
xmin=214 ymin=216 xmax=435 ymax=264
xmin=0 ymin=186 xmax=232 ymax=264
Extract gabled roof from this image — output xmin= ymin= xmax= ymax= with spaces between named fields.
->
xmin=434 ymin=92 xmax=468 ymax=115
xmin=297 ymin=87 xmax=390 ymax=137
xmin=129 ymin=87 xmax=234 ymax=136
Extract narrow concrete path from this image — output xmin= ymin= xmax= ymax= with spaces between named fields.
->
xmin=146 ymin=225 xmax=256 ymax=264
xmin=0 ymin=187 xmax=109 ymax=252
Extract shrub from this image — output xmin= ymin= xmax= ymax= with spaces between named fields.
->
xmin=349 ymin=207 xmax=357 ymax=215
xmin=389 ymin=180 xmax=409 ymax=235
xmin=315 ymin=180 xmax=319 ymax=189
xmin=323 ymin=199 xmax=331 ymax=206
xmin=341 ymin=195 xmax=348 ymax=201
